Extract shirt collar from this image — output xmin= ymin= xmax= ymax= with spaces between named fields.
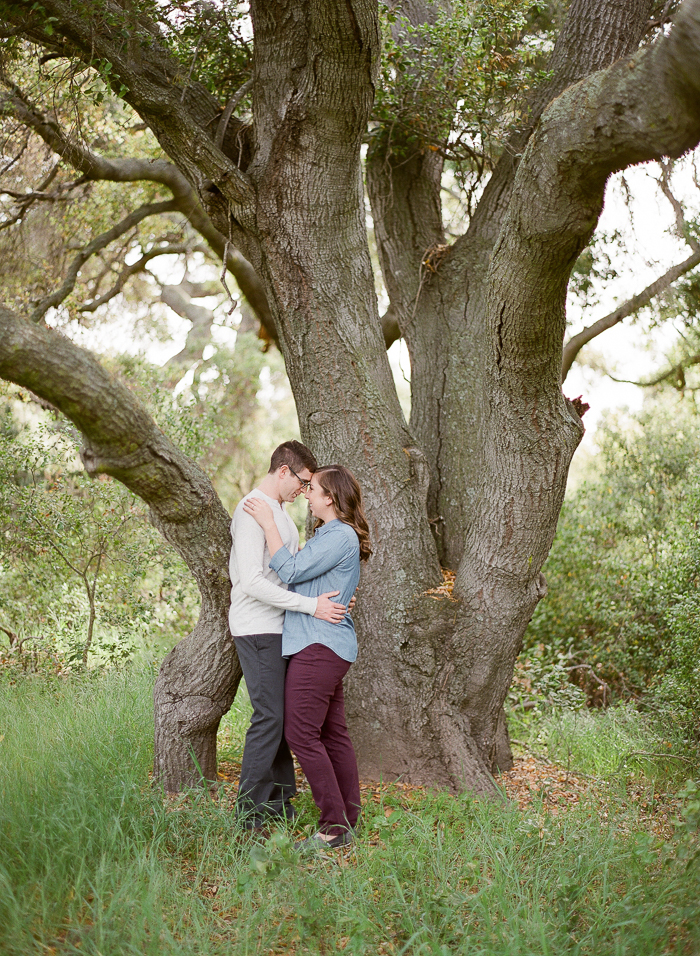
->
xmin=254 ymin=488 xmax=283 ymax=509
xmin=316 ymin=518 xmax=340 ymax=534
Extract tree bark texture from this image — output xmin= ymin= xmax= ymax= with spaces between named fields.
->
xmin=1 ymin=0 xmax=700 ymax=794
xmin=367 ymin=0 xmax=658 ymax=570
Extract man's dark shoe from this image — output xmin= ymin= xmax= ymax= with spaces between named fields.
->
xmin=271 ymin=805 xmax=297 ymax=825
xmin=238 ymin=816 xmax=268 ymax=831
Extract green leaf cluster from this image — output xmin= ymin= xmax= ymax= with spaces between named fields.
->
xmin=568 ymin=230 xmax=623 ymax=313
xmin=374 ymin=0 xmax=553 ymax=166
xmin=524 ymin=398 xmax=700 ymax=740
xmin=159 ymin=0 xmax=252 ymax=100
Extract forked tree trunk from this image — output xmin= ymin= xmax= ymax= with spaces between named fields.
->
xmin=1 ymin=0 xmax=700 ymax=794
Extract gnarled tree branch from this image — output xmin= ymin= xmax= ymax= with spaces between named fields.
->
xmin=0 ymin=0 xmax=257 ymax=220
xmin=610 ymin=352 xmax=700 ymax=387
xmin=561 ymin=248 xmax=700 ymax=380
xmin=78 ymin=242 xmax=198 ymax=314
xmin=1 ymin=79 xmax=277 ymax=342
xmin=0 ymin=303 xmax=241 ymax=789
xmin=489 ymin=0 xmax=700 ymax=388
xmin=29 ymin=198 xmax=180 ymax=322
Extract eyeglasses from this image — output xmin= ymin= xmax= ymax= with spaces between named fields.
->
xmin=288 ymin=466 xmax=310 ymax=491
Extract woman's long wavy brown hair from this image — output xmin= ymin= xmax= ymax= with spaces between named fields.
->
xmin=314 ymin=465 xmax=372 ymax=561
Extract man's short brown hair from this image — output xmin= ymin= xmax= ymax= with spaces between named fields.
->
xmin=269 ymin=440 xmax=318 ymax=475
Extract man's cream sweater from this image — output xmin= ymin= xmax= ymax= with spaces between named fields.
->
xmin=228 ymin=489 xmax=318 ymax=637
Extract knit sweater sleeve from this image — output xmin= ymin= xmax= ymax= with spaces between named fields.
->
xmin=230 ymin=504 xmax=317 ymax=616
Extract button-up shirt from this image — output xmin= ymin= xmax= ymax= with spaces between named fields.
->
xmin=269 ymin=518 xmax=360 ymax=662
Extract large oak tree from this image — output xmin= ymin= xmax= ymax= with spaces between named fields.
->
xmin=1 ymin=0 xmax=700 ymax=794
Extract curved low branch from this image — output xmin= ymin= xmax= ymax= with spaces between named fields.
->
xmin=561 ymin=247 xmax=700 ymax=381
xmin=0 ymin=304 xmax=241 ymax=790
xmin=0 ymin=306 xmax=229 ymax=554
xmin=1 ymin=81 xmax=277 ymax=343
xmin=30 ymin=198 xmax=180 ymax=323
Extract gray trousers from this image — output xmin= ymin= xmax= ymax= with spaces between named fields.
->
xmin=234 ymin=632 xmax=297 ymax=824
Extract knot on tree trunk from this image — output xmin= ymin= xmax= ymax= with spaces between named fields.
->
xmin=80 ymin=442 xmax=151 ymax=477
xmin=164 ymin=696 xmax=228 ymax=736
xmin=568 ymin=395 xmax=590 ymax=418
xmin=403 ymin=446 xmax=431 ymax=503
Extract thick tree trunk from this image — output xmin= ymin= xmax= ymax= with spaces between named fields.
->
xmin=153 ymin=608 xmax=238 ymax=791
xmin=368 ymin=0 xmax=658 ymax=570
xmin=445 ymin=0 xmax=700 ymax=785
xmin=243 ymin=1 xmax=503 ymax=791
xmin=357 ymin=0 xmax=700 ymax=787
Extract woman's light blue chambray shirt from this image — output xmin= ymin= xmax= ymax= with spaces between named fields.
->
xmin=268 ymin=518 xmax=360 ymax=663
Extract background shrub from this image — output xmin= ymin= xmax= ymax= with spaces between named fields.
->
xmin=523 ymin=398 xmax=700 ymax=740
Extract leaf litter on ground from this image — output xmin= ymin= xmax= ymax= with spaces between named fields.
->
xmin=206 ymin=746 xmax=685 ymax=847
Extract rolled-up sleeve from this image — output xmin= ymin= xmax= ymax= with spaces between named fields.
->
xmin=269 ymin=528 xmax=351 ymax=585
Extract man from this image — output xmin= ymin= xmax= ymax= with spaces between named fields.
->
xmin=229 ymin=440 xmax=347 ymax=829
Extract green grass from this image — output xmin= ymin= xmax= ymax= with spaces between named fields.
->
xmin=508 ymin=700 xmax=697 ymax=784
xmin=217 ymin=681 xmax=253 ymax=766
xmin=1 ymin=669 xmax=698 ymax=955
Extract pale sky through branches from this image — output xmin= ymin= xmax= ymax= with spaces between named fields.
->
xmin=48 ymin=155 xmax=699 ymax=470
xmin=564 ymin=158 xmax=699 ymax=453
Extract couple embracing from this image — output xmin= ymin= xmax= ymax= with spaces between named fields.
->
xmin=228 ymin=441 xmax=371 ymax=850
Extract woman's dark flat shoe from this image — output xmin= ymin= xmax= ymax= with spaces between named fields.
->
xmin=294 ymin=831 xmax=353 ymax=851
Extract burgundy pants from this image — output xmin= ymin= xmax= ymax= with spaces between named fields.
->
xmin=284 ymin=643 xmax=361 ymax=837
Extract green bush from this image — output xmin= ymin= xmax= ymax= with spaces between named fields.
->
xmin=0 ymin=380 xmax=199 ymax=671
xmin=524 ymin=399 xmax=700 ymax=739
xmin=651 ymin=482 xmax=700 ymax=737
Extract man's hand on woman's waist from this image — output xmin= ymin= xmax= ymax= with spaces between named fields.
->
xmin=314 ymin=591 xmax=346 ymax=623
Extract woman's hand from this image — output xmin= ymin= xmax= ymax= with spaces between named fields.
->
xmin=243 ymin=496 xmax=284 ymax=558
xmin=243 ymin=496 xmax=276 ymax=529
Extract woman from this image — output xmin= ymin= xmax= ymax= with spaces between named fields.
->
xmin=243 ymin=464 xmax=371 ymax=849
